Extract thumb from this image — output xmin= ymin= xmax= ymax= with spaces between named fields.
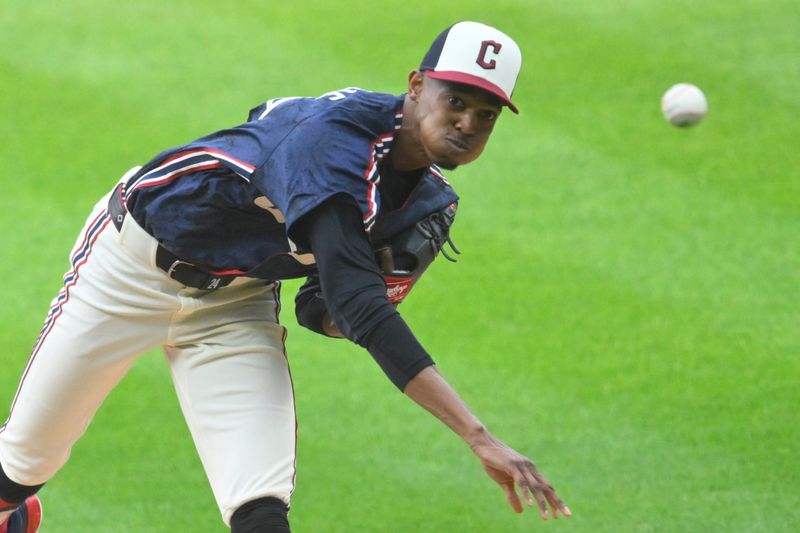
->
xmin=501 ymin=481 xmax=523 ymax=513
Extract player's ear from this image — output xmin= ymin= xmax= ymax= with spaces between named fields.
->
xmin=408 ymin=70 xmax=424 ymax=102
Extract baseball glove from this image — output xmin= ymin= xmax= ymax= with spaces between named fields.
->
xmin=372 ymin=202 xmax=459 ymax=303
xmin=295 ymin=202 xmax=459 ymax=337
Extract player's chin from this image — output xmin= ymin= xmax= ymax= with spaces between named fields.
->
xmin=433 ymin=158 xmax=460 ymax=171
xmin=431 ymin=148 xmax=481 ymax=170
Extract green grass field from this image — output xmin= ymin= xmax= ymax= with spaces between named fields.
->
xmin=1 ymin=1 xmax=798 ymax=531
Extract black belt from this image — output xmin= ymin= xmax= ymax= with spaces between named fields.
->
xmin=107 ymin=184 xmax=238 ymax=290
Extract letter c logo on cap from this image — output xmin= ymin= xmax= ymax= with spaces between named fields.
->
xmin=476 ymin=40 xmax=502 ymax=69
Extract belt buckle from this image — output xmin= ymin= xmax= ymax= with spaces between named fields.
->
xmin=166 ymin=259 xmax=195 ymax=278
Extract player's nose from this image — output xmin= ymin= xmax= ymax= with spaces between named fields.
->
xmin=453 ymin=111 xmax=477 ymax=136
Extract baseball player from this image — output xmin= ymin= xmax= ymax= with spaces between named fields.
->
xmin=0 ymin=21 xmax=570 ymax=532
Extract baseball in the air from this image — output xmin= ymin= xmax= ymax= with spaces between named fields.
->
xmin=661 ymin=83 xmax=708 ymax=127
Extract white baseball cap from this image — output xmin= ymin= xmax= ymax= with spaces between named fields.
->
xmin=420 ymin=21 xmax=522 ymax=113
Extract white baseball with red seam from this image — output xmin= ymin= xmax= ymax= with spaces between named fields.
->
xmin=661 ymin=83 xmax=708 ymax=127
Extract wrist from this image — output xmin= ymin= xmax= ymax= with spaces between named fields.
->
xmin=465 ymin=424 xmax=495 ymax=449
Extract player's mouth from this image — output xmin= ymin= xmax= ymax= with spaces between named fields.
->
xmin=445 ymin=137 xmax=471 ymax=153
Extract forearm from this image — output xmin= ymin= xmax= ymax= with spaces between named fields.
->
xmin=403 ymin=365 xmax=494 ymax=448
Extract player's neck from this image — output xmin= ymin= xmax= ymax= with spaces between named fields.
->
xmin=378 ymin=161 xmax=423 ymax=211
xmin=391 ymin=95 xmax=432 ymax=172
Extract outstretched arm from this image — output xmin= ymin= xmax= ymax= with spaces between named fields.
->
xmin=404 ymin=365 xmax=571 ymax=519
xmin=294 ymin=195 xmax=570 ymax=517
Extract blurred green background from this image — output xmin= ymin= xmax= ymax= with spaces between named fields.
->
xmin=1 ymin=1 xmax=798 ymax=531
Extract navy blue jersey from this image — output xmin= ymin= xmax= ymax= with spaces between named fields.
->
xmin=123 ymin=88 xmax=458 ymax=280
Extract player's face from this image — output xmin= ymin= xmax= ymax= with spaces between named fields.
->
xmin=412 ymin=73 xmax=503 ymax=170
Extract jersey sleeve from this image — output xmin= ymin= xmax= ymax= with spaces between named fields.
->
xmin=251 ymin=111 xmax=392 ymax=247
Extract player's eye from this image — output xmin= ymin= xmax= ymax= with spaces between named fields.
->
xmin=446 ymin=95 xmax=465 ymax=108
xmin=479 ymin=110 xmax=498 ymax=121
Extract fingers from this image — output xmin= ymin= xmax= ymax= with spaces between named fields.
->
xmin=543 ymin=482 xmax=571 ymax=518
xmin=518 ymin=472 xmax=549 ymax=520
xmin=476 ymin=444 xmax=571 ymax=519
xmin=517 ymin=466 xmax=571 ymax=520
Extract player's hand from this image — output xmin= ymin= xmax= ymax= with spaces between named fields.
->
xmin=470 ymin=437 xmax=571 ymax=520
xmin=321 ymin=312 xmax=344 ymax=338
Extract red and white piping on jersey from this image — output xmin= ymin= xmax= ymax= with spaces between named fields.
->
xmin=362 ymin=132 xmax=395 ymax=230
xmin=125 ymin=148 xmax=256 ymax=199
xmin=428 ymin=165 xmax=451 ymax=186
xmin=362 ymin=111 xmax=403 ymax=231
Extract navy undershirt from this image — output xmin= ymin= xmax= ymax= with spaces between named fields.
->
xmin=295 ymin=195 xmax=434 ymax=390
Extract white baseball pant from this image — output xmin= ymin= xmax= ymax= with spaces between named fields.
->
xmin=0 ymin=169 xmax=297 ymax=525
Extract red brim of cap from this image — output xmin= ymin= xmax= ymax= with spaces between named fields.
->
xmin=425 ymin=70 xmax=518 ymax=113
